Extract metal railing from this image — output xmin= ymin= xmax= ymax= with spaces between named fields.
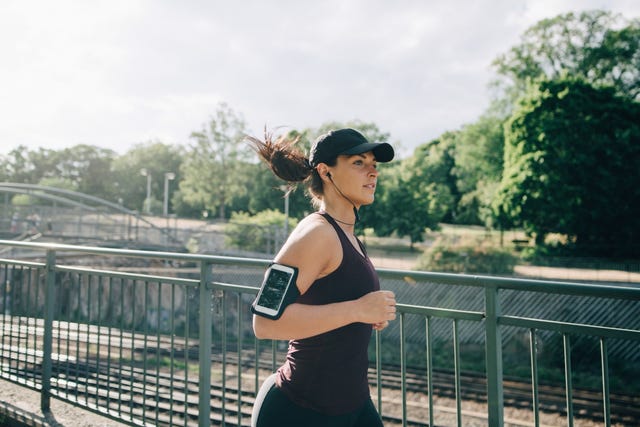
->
xmin=1 ymin=239 xmax=639 ymax=426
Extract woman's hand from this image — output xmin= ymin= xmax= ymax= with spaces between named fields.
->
xmin=372 ymin=321 xmax=389 ymax=331
xmin=356 ymin=290 xmax=396 ymax=325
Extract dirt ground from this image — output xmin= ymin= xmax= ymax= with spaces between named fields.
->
xmin=0 ymin=378 xmax=124 ymax=426
xmin=368 ymin=252 xmax=640 ymax=284
xmin=0 ymin=376 xmax=629 ymax=427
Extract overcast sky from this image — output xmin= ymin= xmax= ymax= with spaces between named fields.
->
xmin=2 ymin=0 xmax=639 ymax=159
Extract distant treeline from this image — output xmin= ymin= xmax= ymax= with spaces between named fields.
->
xmin=2 ymin=10 xmax=639 ymax=258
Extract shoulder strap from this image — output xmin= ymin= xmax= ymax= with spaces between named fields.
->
xmin=316 ymin=211 xmax=368 ymax=257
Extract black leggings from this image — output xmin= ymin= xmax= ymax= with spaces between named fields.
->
xmin=251 ymin=374 xmax=383 ymax=427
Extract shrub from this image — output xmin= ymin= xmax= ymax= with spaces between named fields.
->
xmin=416 ymin=236 xmax=517 ymax=275
xmin=225 ymin=210 xmax=297 ymax=253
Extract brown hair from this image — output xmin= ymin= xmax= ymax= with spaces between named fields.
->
xmin=246 ymin=130 xmax=336 ymax=206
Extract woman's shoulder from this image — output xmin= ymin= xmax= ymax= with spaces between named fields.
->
xmin=290 ymin=212 xmax=335 ymax=242
xmin=275 ymin=212 xmax=342 ymax=289
xmin=275 ymin=213 xmax=339 ymax=263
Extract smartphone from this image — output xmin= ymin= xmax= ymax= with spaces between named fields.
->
xmin=252 ymin=263 xmax=298 ymax=319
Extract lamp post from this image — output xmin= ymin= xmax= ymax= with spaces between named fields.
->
xmin=279 ymin=185 xmax=290 ymax=237
xmin=140 ymin=168 xmax=151 ymax=214
xmin=163 ymin=172 xmax=176 ymax=217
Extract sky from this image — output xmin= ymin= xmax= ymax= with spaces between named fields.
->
xmin=1 ymin=0 xmax=639 ymax=159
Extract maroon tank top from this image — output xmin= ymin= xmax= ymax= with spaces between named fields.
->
xmin=275 ymin=211 xmax=380 ymax=415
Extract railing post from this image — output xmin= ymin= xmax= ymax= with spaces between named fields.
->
xmin=485 ymin=285 xmax=504 ymax=426
xmin=198 ymin=261 xmax=213 ymax=427
xmin=41 ymin=250 xmax=56 ymax=412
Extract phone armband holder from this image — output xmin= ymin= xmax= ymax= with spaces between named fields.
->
xmin=251 ymin=263 xmax=300 ymax=320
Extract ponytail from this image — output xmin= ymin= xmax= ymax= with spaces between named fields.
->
xmin=246 ymin=129 xmax=328 ymax=206
xmin=246 ymin=130 xmax=312 ymax=182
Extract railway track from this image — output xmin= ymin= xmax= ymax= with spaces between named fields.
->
xmin=2 ymin=319 xmax=639 ymax=426
xmin=3 ymin=347 xmax=639 ymax=426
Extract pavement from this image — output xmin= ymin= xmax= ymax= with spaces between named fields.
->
xmin=0 ymin=378 xmax=125 ymax=427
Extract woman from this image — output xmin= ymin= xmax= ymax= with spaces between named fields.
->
xmin=248 ymin=128 xmax=397 ymax=427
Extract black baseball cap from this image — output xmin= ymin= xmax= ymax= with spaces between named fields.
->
xmin=309 ymin=128 xmax=394 ymax=167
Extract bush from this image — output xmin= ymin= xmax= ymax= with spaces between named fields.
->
xmin=416 ymin=236 xmax=517 ymax=275
xmin=224 ymin=210 xmax=297 ymax=253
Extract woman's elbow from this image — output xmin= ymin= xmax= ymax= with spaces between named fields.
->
xmin=252 ymin=315 xmax=274 ymax=340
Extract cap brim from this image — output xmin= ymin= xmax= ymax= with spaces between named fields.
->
xmin=341 ymin=142 xmax=395 ymax=162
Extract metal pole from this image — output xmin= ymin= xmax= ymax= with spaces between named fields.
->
xmin=163 ymin=172 xmax=175 ymax=217
xmin=485 ymin=285 xmax=504 ymax=426
xmin=146 ymin=175 xmax=151 ymax=214
xmin=140 ymin=169 xmax=152 ymax=214
xmin=41 ymin=250 xmax=57 ymax=412
xmin=284 ymin=191 xmax=290 ymax=236
xmin=198 ymin=261 xmax=213 ymax=427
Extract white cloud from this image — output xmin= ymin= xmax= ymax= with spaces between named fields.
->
xmin=1 ymin=0 xmax=638 ymax=157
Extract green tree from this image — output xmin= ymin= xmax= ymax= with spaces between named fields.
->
xmin=1 ymin=145 xmax=118 ymax=202
xmin=495 ymin=77 xmax=640 ymax=257
xmin=225 ymin=209 xmax=298 ymax=253
xmin=452 ymin=112 xmax=505 ymax=226
xmin=54 ymin=144 xmax=117 ymax=199
xmin=112 ymin=142 xmax=184 ymax=213
xmin=492 ymin=10 xmax=640 ymax=101
xmin=243 ymin=162 xmax=310 ymax=219
xmin=367 ymin=141 xmax=454 ymax=248
xmin=1 ymin=146 xmax=56 ymax=184
xmin=180 ymin=103 xmax=249 ymax=219
xmin=416 ymin=134 xmax=458 ymax=223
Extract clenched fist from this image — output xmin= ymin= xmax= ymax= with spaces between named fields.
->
xmin=356 ymin=290 xmax=396 ymax=327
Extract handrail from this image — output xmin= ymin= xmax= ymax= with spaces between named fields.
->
xmin=3 ymin=239 xmax=638 ymax=299
xmin=378 ymin=267 xmax=640 ymax=299
xmin=0 ymin=239 xmax=269 ymax=264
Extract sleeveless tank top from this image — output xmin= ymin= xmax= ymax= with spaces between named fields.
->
xmin=275 ymin=211 xmax=380 ymax=415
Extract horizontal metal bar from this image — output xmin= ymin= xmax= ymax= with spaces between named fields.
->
xmin=0 ymin=258 xmax=45 ymax=268
xmin=55 ymin=265 xmax=200 ymax=287
xmin=397 ymin=303 xmax=484 ymax=321
xmin=501 ymin=315 xmax=640 ymax=341
xmin=0 ymin=239 xmax=271 ymax=267
xmin=4 ymin=240 xmax=639 ymax=300
xmin=210 ymin=281 xmax=259 ymax=295
xmin=377 ymin=268 xmax=640 ymax=300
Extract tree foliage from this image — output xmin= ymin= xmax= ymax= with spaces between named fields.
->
xmin=111 ymin=142 xmax=184 ymax=213
xmin=4 ymin=5 xmax=639 ymax=261
xmin=179 ymin=103 xmax=250 ymax=219
xmin=367 ymin=140 xmax=454 ymax=247
xmin=0 ymin=144 xmax=118 ymax=204
xmin=492 ymin=10 xmax=640 ymax=101
xmin=225 ymin=209 xmax=298 ymax=253
xmin=447 ymin=114 xmax=505 ymax=226
xmin=495 ymin=77 xmax=640 ymax=257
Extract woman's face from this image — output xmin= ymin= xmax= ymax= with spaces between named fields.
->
xmin=327 ymin=151 xmax=379 ymax=207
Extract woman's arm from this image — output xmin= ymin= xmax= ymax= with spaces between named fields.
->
xmin=252 ymin=215 xmax=396 ymax=340
xmin=253 ymin=290 xmax=396 ymax=340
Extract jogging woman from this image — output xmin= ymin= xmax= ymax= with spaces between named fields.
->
xmin=248 ymin=128 xmax=397 ymax=427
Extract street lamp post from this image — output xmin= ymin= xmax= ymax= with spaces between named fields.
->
xmin=163 ymin=172 xmax=176 ymax=217
xmin=140 ymin=168 xmax=151 ymax=214
xmin=279 ymin=185 xmax=290 ymax=237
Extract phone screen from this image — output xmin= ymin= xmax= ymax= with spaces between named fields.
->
xmin=256 ymin=268 xmax=292 ymax=310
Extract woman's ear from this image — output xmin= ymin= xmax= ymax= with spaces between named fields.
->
xmin=316 ymin=165 xmax=331 ymax=181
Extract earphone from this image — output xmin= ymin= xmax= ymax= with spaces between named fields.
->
xmin=323 ymin=171 xmax=360 ymax=223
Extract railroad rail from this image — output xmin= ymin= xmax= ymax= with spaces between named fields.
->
xmin=2 ymin=317 xmax=639 ymax=426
